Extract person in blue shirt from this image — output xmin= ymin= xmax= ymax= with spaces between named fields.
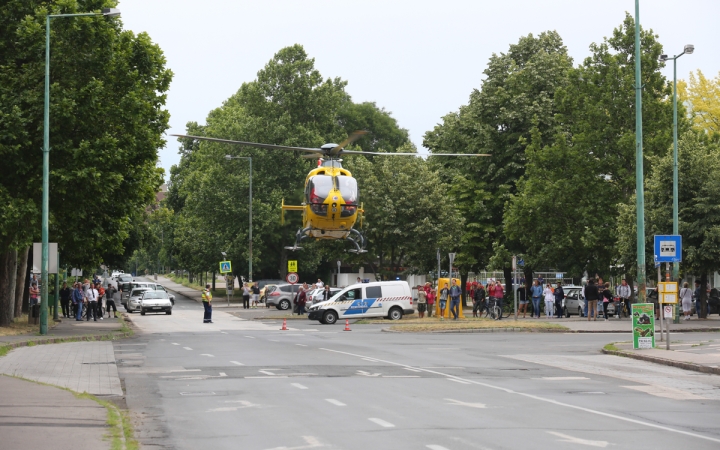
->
xmin=449 ymin=280 xmax=462 ymax=320
xmin=72 ymin=282 xmax=84 ymax=321
xmin=530 ymin=280 xmax=543 ymax=318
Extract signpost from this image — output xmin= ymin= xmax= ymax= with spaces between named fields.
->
xmin=286 ymin=272 xmax=299 ymax=285
xmin=512 ymin=256 xmax=518 ymax=321
xmin=288 ymin=260 xmax=298 ymax=273
xmin=632 ymin=303 xmax=656 ymax=349
xmin=219 ymin=260 xmax=232 ymax=274
xmin=654 ymin=235 xmax=681 ymax=348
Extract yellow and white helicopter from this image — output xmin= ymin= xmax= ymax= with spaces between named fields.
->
xmin=173 ymin=131 xmax=489 ymax=253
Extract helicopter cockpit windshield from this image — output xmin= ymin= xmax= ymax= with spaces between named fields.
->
xmin=337 ymin=175 xmax=358 ymax=217
xmin=306 ymin=175 xmax=333 ymax=215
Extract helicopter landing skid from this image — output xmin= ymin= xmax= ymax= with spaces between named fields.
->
xmin=345 ymin=229 xmax=367 ymax=253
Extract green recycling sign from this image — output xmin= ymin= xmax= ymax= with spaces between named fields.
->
xmin=219 ymin=260 xmax=232 ymax=274
xmin=632 ymin=303 xmax=655 ymax=349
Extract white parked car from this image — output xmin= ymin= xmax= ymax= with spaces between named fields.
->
xmin=139 ymin=290 xmax=172 ymax=315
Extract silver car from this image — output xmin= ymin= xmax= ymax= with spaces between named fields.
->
xmin=266 ymin=284 xmax=303 ymax=310
xmin=139 ymin=290 xmax=172 ymax=316
xmin=127 ymin=287 xmax=151 ymax=313
xmin=306 ymin=287 xmax=342 ymax=307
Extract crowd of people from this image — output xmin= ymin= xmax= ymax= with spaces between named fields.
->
xmin=54 ymin=276 xmax=119 ymax=321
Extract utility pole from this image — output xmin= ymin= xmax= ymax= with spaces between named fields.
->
xmin=634 ymin=0 xmax=647 ymax=303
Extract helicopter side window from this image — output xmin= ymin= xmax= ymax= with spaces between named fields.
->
xmin=306 ymin=175 xmax=333 ymax=215
xmin=336 ymin=176 xmax=358 ymax=217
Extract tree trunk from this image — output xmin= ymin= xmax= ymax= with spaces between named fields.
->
xmin=15 ymin=246 xmax=29 ymax=318
xmin=0 ymin=249 xmax=18 ymax=326
xmin=700 ymin=273 xmax=708 ymax=319
xmin=503 ymin=266 xmax=513 ymax=305
xmin=625 ymin=274 xmax=636 ymax=303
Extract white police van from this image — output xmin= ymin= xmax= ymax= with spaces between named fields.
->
xmin=307 ymin=280 xmax=414 ymax=324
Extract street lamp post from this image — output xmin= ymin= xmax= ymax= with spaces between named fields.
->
xmin=225 ymin=155 xmax=253 ymax=282
xmin=41 ymin=8 xmax=120 ymax=335
xmin=659 ymin=45 xmax=693 ymax=274
xmin=660 ymin=44 xmax=693 ymax=324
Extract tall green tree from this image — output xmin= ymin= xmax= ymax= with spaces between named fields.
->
xmin=506 ymin=14 xmax=675 ymax=285
xmin=424 ymin=30 xmax=573 ymax=296
xmin=0 ymin=0 xmax=171 ymax=325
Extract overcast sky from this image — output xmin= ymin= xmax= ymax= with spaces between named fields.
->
xmin=116 ymin=0 xmax=720 ymax=178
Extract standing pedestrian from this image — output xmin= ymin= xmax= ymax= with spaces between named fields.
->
xmin=105 ymin=283 xmax=118 ymax=318
xmin=473 ymin=283 xmax=486 ymax=317
xmin=680 ymin=282 xmax=693 ymax=320
xmin=95 ymin=283 xmax=105 ymax=320
xmin=296 ymin=283 xmax=308 ymax=315
xmin=425 ymin=282 xmax=435 ymax=318
xmin=530 ymin=280 xmax=543 ymax=318
xmin=416 ymin=285 xmax=427 ymax=318
xmin=321 ymin=285 xmax=333 ymax=302
xmin=242 ymin=283 xmax=251 ymax=309
xmin=518 ymin=285 xmax=528 ymax=318
xmin=202 ymin=284 xmax=213 ymax=323
xmin=251 ymin=282 xmax=260 ymax=309
xmin=73 ymin=282 xmax=84 ymax=321
xmin=616 ymin=279 xmax=632 ymax=319
xmin=59 ymin=282 xmax=71 ymax=318
xmin=449 ymin=280 xmax=461 ymax=320
xmin=602 ymin=282 xmax=613 ymax=320
xmin=543 ymin=283 xmax=554 ymax=318
xmin=85 ymin=283 xmax=99 ymax=321
xmin=315 ymin=278 xmax=324 ymax=289
xmin=554 ymin=282 xmax=565 ymax=318
xmin=585 ymin=279 xmax=599 ymax=321
xmin=439 ymin=284 xmax=448 ymax=320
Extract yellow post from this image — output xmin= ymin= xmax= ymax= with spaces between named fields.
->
xmin=435 ymin=278 xmax=465 ymax=318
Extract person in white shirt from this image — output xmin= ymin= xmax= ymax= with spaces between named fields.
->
xmin=616 ymin=279 xmax=632 ymax=319
xmin=85 ymin=284 xmax=100 ymax=321
xmin=679 ymin=282 xmax=693 ymax=320
xmin=543 ymin=284 xmax=555 ymax=318
xmin=315 ymin=279 xmax=324 ymax=289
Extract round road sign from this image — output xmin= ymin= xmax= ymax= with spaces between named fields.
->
xmin=286 ymin=272 xmax=299 ymax=284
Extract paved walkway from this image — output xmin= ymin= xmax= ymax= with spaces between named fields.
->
xmin=0 ymin=375 xmax=109 ymax=450
xmin=0 ymin=315 xmax=127 ymax=345
xmin=0 ymin=341 xmax=122 ymax=395
xmin=608 ymin=339 xmax=720 ymax=375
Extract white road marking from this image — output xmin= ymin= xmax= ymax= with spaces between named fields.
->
xmin=403 ymin=367 xmax=422 ymax=372
xmin=448 ymin=378 xmax=471 ymax=385
xmin=318 ymin=347 xmax=720 ymax=445
xmin=259 ymin=370 xmax=276 ymax=376
xmin=445 ymin=398 xmax=486 ymax=408
xmin=622 ymin=384 xmax=704 ymax=400
xmin=534 ymin=377 xmax=590 ymax=380
xmin=325 ymin=399 xmax=346 ymax=406
xmin=246 ymin=376 xmax=288 ymax=379
xmin=547 ymin=431 xmax=609 ymax=447
xmin=219 ymin=372 xmax=227 ymax=377
xmin=427 ymin=446 xmax=451 ymax=450
xmin=168 ymin=369 xmax=201 ymax=373
xmin=200 ymin=354 xmax=215 ymax=357
xmin=382 ymin=375 xmax=420 ymax=378
xmin=368 ymin=418 xmax=395 ymax=428
xmin=207 ymin=400 xmax=258 ymax=412
xmin=356 ymin=370 xmax=381 ymax=377
xmin=245 ymin=336 xmax=256 ymax=339
xmin=220 ymin=331 xmax=228 ymax=334
xmin=292 ymin=383 xmax=308 ymax=390
xmin=296 ymin=344 xmax=307 ymax=347
xmin=183 ymin=347 xmax=192 ymax=350
xmin=263 ymin=436 xmax=323 ymax=450
xmin=230 ymin=361 xmax=244 ymax=366
xmin=172 ymin=343 xmax=180 ymax=345
xmin=362 ymin=358 xmax=379 ymax=362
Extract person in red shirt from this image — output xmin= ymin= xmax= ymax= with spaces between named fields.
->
xmin=425 ymin=282 xmax=435 ymax=318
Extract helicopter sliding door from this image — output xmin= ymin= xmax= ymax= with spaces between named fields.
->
xmin=306 ymin=175 xmax=333 ymax=215
xmin=336 ymin=175 xmax=358 ymax=217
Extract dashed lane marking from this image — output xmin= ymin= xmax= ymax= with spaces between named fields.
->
xmin=427 ymin=446 xmax=451 ymax=450
xmin=183 ymin=347 xmax=193 ymax=350
xmin=325 ymin=399 xmax=346 ymax=406
xmin=230 ymin=361 xmax=244 ymax=366
xmin=200 ymin=354 xmax=215 ymax=357
xmin=368 ymin=418 xmax=395 ymax=428
xmin=172 ymin=343 xmax=180 ymax=345
xmin=291 ymin=383 xmax=308 ymax=390
xmin=296 ymin=344 xmax=307 ymax=347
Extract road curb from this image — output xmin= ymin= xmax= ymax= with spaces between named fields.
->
xmin=602 ymin=348 xmax=720 ymax=376
xmin=0 ymin=332 xmax=133 ymax=352
xmin=382 ymin=327 xmax=569 ymax=333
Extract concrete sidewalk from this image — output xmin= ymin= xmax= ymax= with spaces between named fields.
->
xmin=0 ymin=375 xmax=110 ymax=450
xmin=540 ymin=314 xmax=720 ymax=333
xmin=0 ymin=315 xmax=129 ymax=346
xmin=604 ymin=339 xmax=720 ymax=376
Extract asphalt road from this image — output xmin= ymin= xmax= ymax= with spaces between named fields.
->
xmin=117 ymin=279 xmax=720 ymax=449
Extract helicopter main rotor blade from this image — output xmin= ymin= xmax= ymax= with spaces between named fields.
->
xmin=171 ymin=134 xmax=323 ymax=154
xmin=330 ymin=130 xmax=369 ymax=156
xmin=341 ymin=150 xmax=492 ymax=157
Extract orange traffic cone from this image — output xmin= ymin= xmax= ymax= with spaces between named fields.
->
xmin=281 ymin=318 xmax=288 ymax=331
xmin=344 ymin=319 xmax=351 ymax=331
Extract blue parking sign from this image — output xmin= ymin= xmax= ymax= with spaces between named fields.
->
xmin=654 ymin=235 xmax=682 ymax=263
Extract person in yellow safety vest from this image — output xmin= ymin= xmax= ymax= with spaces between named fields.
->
xmin=202 ymin=284 xmax=213 ymax=323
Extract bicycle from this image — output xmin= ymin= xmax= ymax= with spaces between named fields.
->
xmin=488 ymin=297 xmax=505 ymax=320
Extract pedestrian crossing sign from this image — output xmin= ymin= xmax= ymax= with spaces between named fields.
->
xmin=219 ymin=260 xmax=232 ymax=274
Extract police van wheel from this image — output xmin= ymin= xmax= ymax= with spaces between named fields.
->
xmin=323 ymin=310 xmax=337 ymax=325
xmin=388 ymin=307 xmax=403 ymax=321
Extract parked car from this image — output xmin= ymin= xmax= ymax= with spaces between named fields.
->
xmin=257 ymin=279 xmax=284 ymax=303
xmin=306 ymin=287 xmax=342 ymax=307
xmin=154 ymin=284 xmax=176 ymax=305
xmin=265 ymin=283 xmax=303 ymax=310
xmin=562 ymin=287 xmax=585 ymax=317
xmin=126 ymin=287 xmax=152 ymax=313
xmin=139 ymin=290 xmax=172 ymax=315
